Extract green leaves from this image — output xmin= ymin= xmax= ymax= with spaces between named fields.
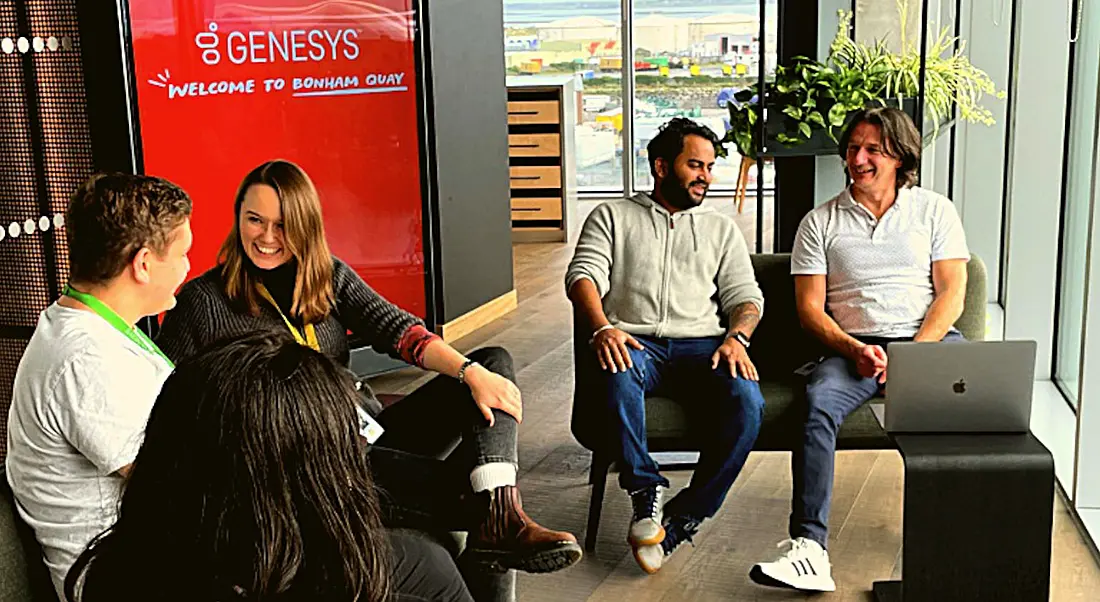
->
xmin=720 ymin=4 xmax=1005 ymax=158
xmin=828 ymin=103 xmax=848 ymax=127
xmin=830 ymin=4 xmax=1003 ymax=132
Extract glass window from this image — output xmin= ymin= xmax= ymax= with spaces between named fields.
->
xmin=503 ymin=2 xmax=624 ymax=192
xmin=630 ymin=2 xmax=776 ymax=194
xmin=1055 ymin=0 xmax=1100 ymax=409
xmin=502 ymin=0 xmax=777 ymax=201
xmin=630 ymin=2 xmax=776 ymax=252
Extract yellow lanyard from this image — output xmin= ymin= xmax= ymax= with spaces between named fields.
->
xmin=257 ymin=283 xmax=320 ymax=351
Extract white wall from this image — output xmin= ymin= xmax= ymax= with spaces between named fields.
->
xmin=1074 ymin=140 xmax=1100 ymax=506
xmin=1001 ymin=0 xmax=1071 ymax=380
xmin=1070 ymin=0 xmax=1100 ymax=507
xmin=951 ymin=0 xmax=1013 ymax=303
xmin=919 ymin=0 xmax=956 ymax=196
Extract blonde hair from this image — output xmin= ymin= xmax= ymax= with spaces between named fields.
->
xmin=219 ymin=160 xmax=334 ymax=324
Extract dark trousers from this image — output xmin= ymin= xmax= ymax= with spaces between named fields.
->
xmin=390 ymin=530 xmax=473 ymax=602
xmin=369 ymin=347 xmax=517 ymax=602
xmin=375 ymin=346 xmax=518 ymax=469
xmin=600 ymin=335 xmax=765 ymax=520
xmin=790 ymin=332 xmax=965 ymax=548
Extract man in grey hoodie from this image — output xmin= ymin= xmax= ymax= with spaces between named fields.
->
xmin=566 ymin=118 xmax=766 ymax=574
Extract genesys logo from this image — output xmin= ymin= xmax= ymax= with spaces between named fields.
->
xmin=193 ymin=22 xmax=361 ymax=66
xmin=144 ymin=21 xmax=409 ymax=101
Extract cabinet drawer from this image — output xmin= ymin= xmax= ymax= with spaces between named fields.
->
xmin=510 ymin=197 xmax=562 ymax=221
xmin=507 ymin=101 xmax=560 ymax=125
xmin=509 ymin=166 xmax=561 ymax=189
xmin=508 ymin=133 xmax=561 ymax=157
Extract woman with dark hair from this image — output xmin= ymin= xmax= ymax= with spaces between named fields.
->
xmin=66 ymin=331 xmax=473 ymax=602
xmin=155 ymin=160 xmax=580 ymax=580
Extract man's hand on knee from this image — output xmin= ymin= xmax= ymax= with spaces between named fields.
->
xmin=591 ymin=327 xmax=644 ymax=374
xmin=711 ymin=337 xmax=759 ymax=381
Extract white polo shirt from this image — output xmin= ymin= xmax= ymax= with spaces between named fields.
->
xmin=790 ymin=186 xmax=970 ymax=338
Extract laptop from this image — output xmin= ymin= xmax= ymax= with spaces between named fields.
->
xmin=870 ymin=340 xmax=1037 ymax=434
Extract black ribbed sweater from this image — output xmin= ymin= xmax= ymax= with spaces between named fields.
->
xmin=156 ymin=257 xmax=424 ymax=368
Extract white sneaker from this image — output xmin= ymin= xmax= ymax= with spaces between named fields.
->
xmin=627 ymin=486 xmax=665 ymax=546
xmin=633 ymin=543 xmax=664 ymax=574
xmin=749 ymin=537 xmax=837 ymax=592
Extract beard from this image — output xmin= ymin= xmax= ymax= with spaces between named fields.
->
xmin=659 ymin=173 xmax=708 ymax=210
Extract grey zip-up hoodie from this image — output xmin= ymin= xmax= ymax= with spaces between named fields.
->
xmin=566 ymin=192 xmax=764 ymax=339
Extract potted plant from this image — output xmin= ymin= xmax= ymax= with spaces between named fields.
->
xmin=721 ymin=1 xmax=1005 ymax=160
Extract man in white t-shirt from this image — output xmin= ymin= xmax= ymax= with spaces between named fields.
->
xmin=751 ymin=107 xmax=970 ymax=592
xmin=6 ymin=173 xmax=193 ymax=598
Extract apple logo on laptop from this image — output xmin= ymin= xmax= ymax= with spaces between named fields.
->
xmin=953 ymin=378 xmax=967 ymax=394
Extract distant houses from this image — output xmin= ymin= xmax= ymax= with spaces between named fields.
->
xmin=504 ymin=13 xmax=777 ymax=74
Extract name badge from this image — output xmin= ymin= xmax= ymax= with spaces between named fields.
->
xmin=355 ymin=404 xmax=385 ymax=444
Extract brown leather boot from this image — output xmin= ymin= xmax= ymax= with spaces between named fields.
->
xmin=462 ymin=485 xmax=583 ymax=574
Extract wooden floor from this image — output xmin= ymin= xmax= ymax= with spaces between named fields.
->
xmin=369 ymin=198 xmax=1100 ymax=601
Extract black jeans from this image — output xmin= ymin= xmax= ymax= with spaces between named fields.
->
xmin=374 ymin=346 xmax=519 ymax=471
xmin=369 ymin=347 xmax=518 ymax=602
xmin=390 ymin=530 xmax=474 ymax=602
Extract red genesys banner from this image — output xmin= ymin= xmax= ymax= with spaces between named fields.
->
xmin=129 ymin=0 xmax=428 ymax=318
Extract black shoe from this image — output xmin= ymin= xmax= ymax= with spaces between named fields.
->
xmin=627 ymin=485 xmax=665 ymax=546
xmin=660 ymin=514 xmax=702 ymax=556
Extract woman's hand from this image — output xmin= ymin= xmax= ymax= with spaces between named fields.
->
xmin=464 ymin=364 xmax=522 ymax=426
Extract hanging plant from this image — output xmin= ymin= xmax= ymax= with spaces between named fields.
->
xmin=721 ymin=0 xmax=1005 ymax=158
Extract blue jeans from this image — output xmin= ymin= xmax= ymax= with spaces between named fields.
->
xmin=601 ymin=335 xmax=765 ymax=520
xmin=790 ymin=332 xmax=964 ymax=548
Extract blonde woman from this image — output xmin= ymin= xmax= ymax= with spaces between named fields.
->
xmin=157 ymin=160 xmax=581 ymax=581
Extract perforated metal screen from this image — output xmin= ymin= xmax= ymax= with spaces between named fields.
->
xmin=0 ymin=0 xmax=93 ymax=462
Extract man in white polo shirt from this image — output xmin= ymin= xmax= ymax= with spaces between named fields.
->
xmin=751 ymin=106 xmax=970 ymax=592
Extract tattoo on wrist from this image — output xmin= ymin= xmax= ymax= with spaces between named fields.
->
xmin=730 ymin=303 xmax=761 ymax=331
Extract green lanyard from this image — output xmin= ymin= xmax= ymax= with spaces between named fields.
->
xmin=63 ymin=285 xmax=174 ymax=369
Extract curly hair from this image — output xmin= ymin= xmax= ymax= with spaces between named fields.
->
xmin=65 ymin=173 xmax=192 ymax=285
xmin=646 ymin=117 xmax=722 ymax=178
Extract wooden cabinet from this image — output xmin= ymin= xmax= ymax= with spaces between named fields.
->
xmin=506 ymin=76 xmax=577 ymax=242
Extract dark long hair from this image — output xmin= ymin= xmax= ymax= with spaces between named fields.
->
xmin=66 ymin=332 xmax=390 ymax=602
